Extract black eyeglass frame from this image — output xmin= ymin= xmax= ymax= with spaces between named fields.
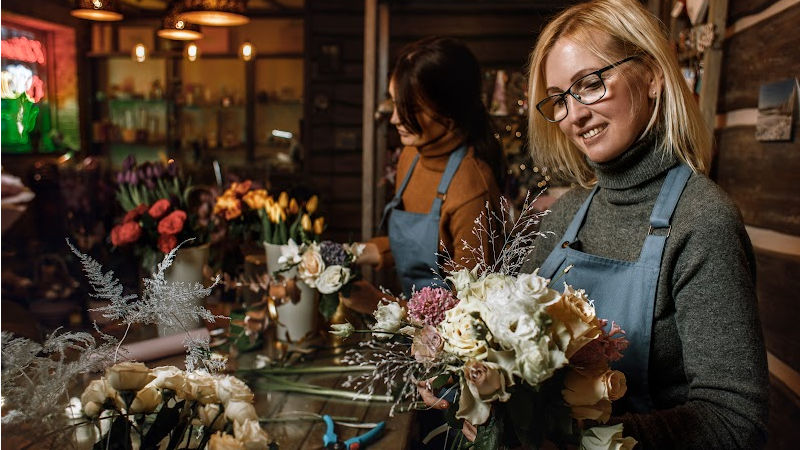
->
xmin=536 ymin=55 xmax=638 ymax=123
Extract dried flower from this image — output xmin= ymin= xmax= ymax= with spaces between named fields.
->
xmin=330 ymin=322 xmax=355 ymax=339
xmin=319 ymin=240 xmax=349 ymax=266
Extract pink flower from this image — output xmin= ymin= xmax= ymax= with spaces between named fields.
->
xmin=570 ymin=319 xmax=629 ymax=373
xmin=407 ymin=287 xmax=459 ymax=327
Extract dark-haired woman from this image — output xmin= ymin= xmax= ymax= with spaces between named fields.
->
xmin=344 ymin=36 xmax=504 ymax=313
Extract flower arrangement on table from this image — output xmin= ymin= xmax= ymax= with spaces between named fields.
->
xmin=110 ymin=156 xmax=212 ymax=271
xmin=213 ymin=180 xmax=325 ymax=247
xmin=0 ymin=240 xmax=277 ymax=449
xmin=277 ymin=239 xmax=366 ymax=320
xmin=330 ymin=195 xmax=637 ymax=449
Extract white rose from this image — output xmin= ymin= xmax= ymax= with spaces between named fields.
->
xmin=580 ymin=424 xmax=637 ymax=450
xmin=446 ymin=268 xmax=474 ymax=296
xmin=316 ymin=265 xmax=351 ymax=294
xmin=514 ymin=336 xmax=567 ymax=385
xmin=183 ymin=371 xmax=219 ymax=404
xmin=234 ymin=418 xmax=271 ymax=450
xmin=208 ymin=432 xmax=245 ymax=450
xmin=215 ymin=375 xmax=254 ymax=406
xmin=105 ymin=361 xmax=154 ymax=392
xmin=225 ymin=400 xmax=258 ymax=425
xmin=72 ymin=420 xmax=99 ymax=449
xmin=439 ymin=304 xmax=489 ymax=359
xmin=344 ymin=242 xmax=366 ymax=261
xmin=487 ymin=308 xmax=544 ymax=350
xmin=371 ymin=302 xmax=406 ymax=339
xmin=130 ymin=385 xmax=162 ymax=413
xmin=513 ymin=270 xmax=558 ymax=308
xmin=148 ymin=366 xmax=186 ymax=392
xmin=298 ymin=245 xmax=325 ymax=287
xmin=197 ymin=403 xmax=227 ymax=431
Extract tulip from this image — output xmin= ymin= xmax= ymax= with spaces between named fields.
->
xmin=301 ymin=214 xmax=312 ymax=232
xmin=278 ymin=192 xmax=289 ymax=209
xmin=313 ymin=217 xmax=325 ymax=235
xmin=306 ymin=195 xmax=319 ymax=214
xmin=289 ymin=198 xmax=299 ymax=215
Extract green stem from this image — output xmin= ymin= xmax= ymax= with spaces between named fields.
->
xmin=255 ymin=376 xmax=393 ymax=402
xmin=238 ymin=365 xmax=375 ymax=375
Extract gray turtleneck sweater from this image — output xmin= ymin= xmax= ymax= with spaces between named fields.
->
xmin=522 ymin=138 xmax=769 ymax=449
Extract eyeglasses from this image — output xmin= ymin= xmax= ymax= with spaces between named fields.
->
xmin=536 ymin=56 xmax=637 ymax=123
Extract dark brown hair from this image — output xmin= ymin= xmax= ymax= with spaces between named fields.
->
xmin=392 ymin=36 xmax=505 ymax=186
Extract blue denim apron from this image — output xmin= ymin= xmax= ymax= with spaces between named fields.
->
xmin=539 ymin=163 xmax=691 ymax=412
xmin=380 ymin=146 xmax=467 ymax=297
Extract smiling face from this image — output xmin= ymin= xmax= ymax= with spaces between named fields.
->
xmin=543 ymin=36 xmax=657 ymax=163
xmin=388 ymin=78 xmax=452 ymax=149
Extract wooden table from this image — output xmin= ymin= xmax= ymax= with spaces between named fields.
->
xmin=240 ymin=350 xmax=415 ymax=450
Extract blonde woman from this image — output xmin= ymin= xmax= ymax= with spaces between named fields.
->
xmin=520 ymin=0 xmax=768 ymax=448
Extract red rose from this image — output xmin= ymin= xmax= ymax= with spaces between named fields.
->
xmin=122 ymin=204 xmax=148 ymax=223
xmin=158 ymin=210 xmax=187 ymax=235
xmin=110 ymin=222 xmax=142 ymax=246
xmin=148 ymin=199 xmax=171 ymax=219
xmin=157 ymin=234 xmax=178 ymax=254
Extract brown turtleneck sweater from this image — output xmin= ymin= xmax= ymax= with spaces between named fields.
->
xmin=372 ymin=132 xmax=501 ymax=273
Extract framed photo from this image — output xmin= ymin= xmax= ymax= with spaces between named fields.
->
xmin=755 ymin=78 xmax=797 ymax=142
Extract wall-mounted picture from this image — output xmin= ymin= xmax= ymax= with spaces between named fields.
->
xmin=755 ymin=77 xmax=797 ymax=142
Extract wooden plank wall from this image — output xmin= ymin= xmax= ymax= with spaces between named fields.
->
xmin=305 ymin=0 xmax=366 ymax=243
xmin=713 ymin=1 xmax=800 ymax=448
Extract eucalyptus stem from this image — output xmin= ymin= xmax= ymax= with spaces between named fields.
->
xmin=255 ymin=376 xmax=394 ymax=402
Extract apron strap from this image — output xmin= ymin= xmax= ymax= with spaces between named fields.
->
xmin=562 ymin=184 xmax=600 ymax=242
xmin=430 ymin=145 xmax=467 ymax=217
xmin=639 ymin=164 xmax=692 ymax=264
xmin=379 ymin=154 xmax=420 ymax=231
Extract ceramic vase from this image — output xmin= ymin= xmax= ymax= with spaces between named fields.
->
xmin=265 ymin=242 xmax=317 ymax=342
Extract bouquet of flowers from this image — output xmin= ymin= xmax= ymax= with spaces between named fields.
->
xmin=110 ymin=157 xmax=212 ymax=270
xmin=331 ymin=195 xmax=637 ymax=449
xmin=277 ymin=239 xmax=365 ymax=319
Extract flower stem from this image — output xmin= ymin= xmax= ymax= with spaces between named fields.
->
xmin=255 ymin=376 xmax=394 ymax=402
xmin=238 ymin=365 xmax=375 ymax=375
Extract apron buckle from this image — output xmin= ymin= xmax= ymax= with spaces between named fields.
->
xmin=647 ymin=225 xmax=671 ymax=237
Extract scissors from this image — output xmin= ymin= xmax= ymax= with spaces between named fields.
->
xmin=322 ymin=414 xmax=386 ymax=450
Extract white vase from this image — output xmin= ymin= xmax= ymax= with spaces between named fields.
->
xmin=265 ymin=242 xmax=317 ymax=342
xmin=157 ymin=244 xmax=210 ymax=337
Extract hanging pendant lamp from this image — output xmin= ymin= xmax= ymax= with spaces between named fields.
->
xmin=177 ymin=0 xmax=250 ymax=27
xmin=158 ymin=6 xmax=203 ymax=41
xmin=70 ymin=0 xmax=123 ymax=21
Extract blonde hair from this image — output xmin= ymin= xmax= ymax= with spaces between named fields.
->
xmin=527 ymin=0 xmax=711 ymax=187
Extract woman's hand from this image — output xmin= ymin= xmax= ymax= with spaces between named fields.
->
xmin=462 ymin=421 xmax=478 ymax=442
xmin=355 ymin=242 xmax=380 ymax=266
xmin=416 ymin=377 xmax=451 ymax=410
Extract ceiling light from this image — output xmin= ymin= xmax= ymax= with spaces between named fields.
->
xmin=158 ymin=7 xmax=203 ymax=41
xmin=178 ymin=0 xmax=250 ymax=27
xmin=70 ymin=0 xmax=123 ymax=22
xmin=239 ymin=41 xmax=255 ymax=61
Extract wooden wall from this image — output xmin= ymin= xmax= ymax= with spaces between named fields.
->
xmin=712 ymin=1 xmax=800 ymax=448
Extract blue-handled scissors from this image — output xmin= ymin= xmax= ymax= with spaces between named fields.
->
xmin=322 ymin=414 xmax=386 ymax=450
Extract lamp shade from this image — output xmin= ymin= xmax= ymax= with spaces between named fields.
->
xmin=158 ymin=8 xmax=203 ymax=40
xmin=177 ymin=0 xmax=250 ymax=27
xmin=70 ymin=0 xmax=123 ymax=21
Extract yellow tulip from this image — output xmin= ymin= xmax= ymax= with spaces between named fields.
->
xmin=289 ymin=198 xmax=300 ymax=215
xmin=278 ymin=192 xmax=289 ymax=209
xmin=313 ymin=217 xmax=325 ymax=235
xmin=306 ymin=195 xmax=319 ymax=215
xmin=301 ymin=214 xmax=312 ymax=232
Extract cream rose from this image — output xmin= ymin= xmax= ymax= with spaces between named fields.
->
xmin=513 ymin=271 xmax=558 ymax=307
xmin=183 ymin=371 xmax=219 ymax=404
xmin=546 ymin=285 xmax=602 ymax=358
xmin=105 ymin=362 xmax=154 ymax=392
xmin=456 ymin=360 xmax=513 ymax=425
xmin=148 ymin=366 xmax=186 ymax=392
xmin=197 ymin=403 xmax=227 ymax=431
xmin=298 ymin=245 xmax=325 ymax=287
xmin=570 ymin=398 xmax=612 ymax=423
xmin=208 ymin=432 xmax=245 ymax=450
xmin=234 ymin=418 xmax=271 ymax=450
xmin=316 ymin=265 xmax=351 ymax=294
xmin=80 ymin=379 xmax=123 ymax=418
xmin=225 ymin=400 xmax=259 ymax=425
xmin=580 ymin=423 xmax=638 ymax=450
xmin=130 ymin=385 xmax=162 ymax=413
xmin=562 ymin=369 xmax=627 ymax=406
xmin=439 ymin=304 xmax=488 ymax=360
xmin=371 ymin=301 xmax=405 ymax=339
xmin=514 ymin=337 xmax=566 ymax=385
xmin=216 ymin=375 xmax=254 ymax=406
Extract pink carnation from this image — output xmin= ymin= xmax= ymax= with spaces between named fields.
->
xmin=407 ymin=287 xmax=459 ymax=327
xmin=570 ymin=319 xmax=629 ymax=371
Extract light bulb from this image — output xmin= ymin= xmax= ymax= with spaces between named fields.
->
xmin=239 ymin=41 xmax=254 ymax=62
xmin=132 ymin=43 xmax=147 ymax=63
xmin=186 ymin=43 xmax=199 ymax=62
